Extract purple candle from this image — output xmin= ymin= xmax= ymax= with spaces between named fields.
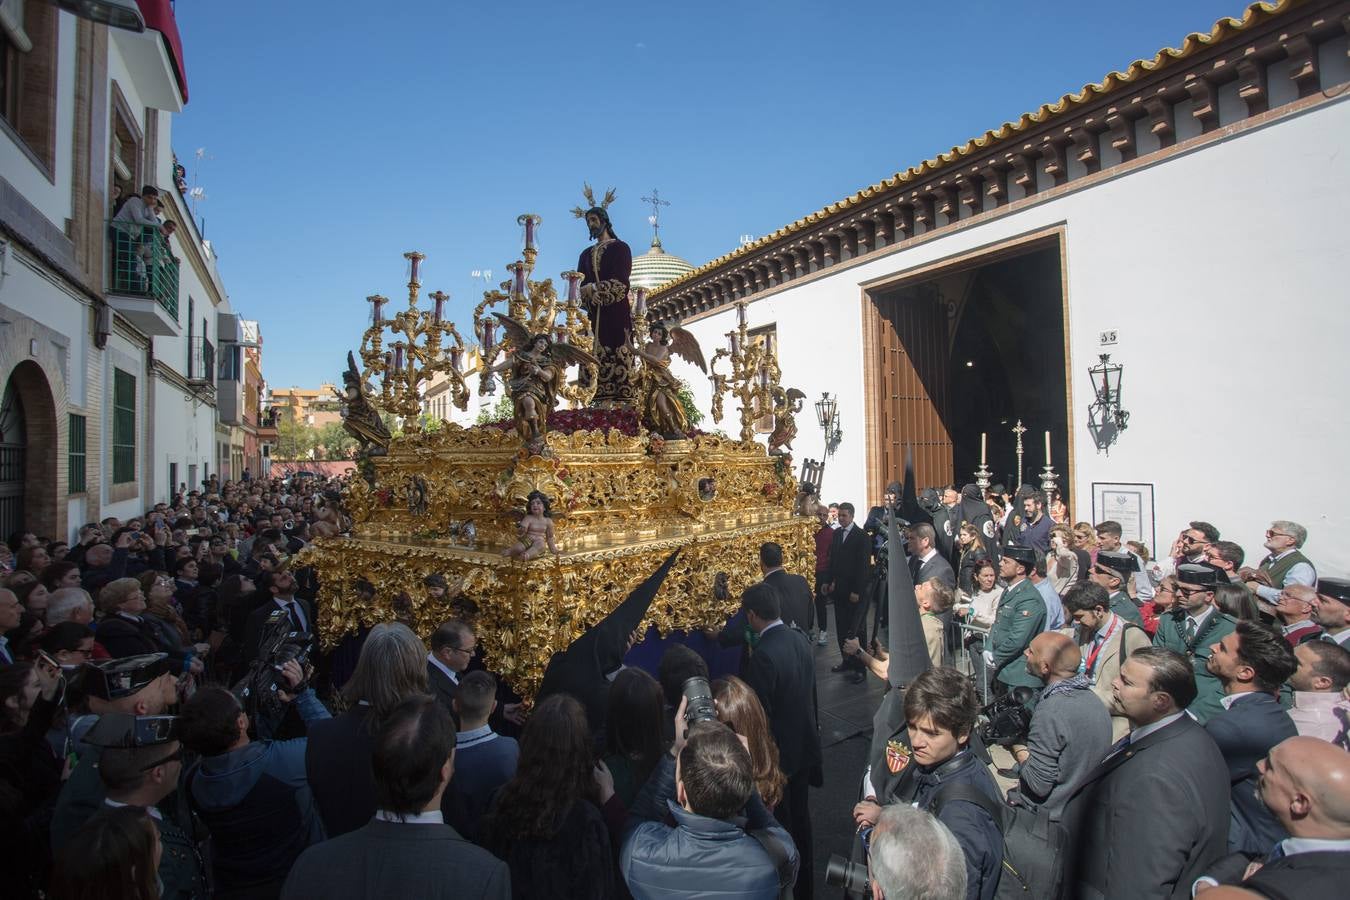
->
xmin=431 ymin=291 xmax=447 ymax=325
xmin=512 ymin=263 xmax=526 ymax=296
xmin=634 ymin=288 xmax=648 ymax=317
xmin=565 ymin=272 xmax=581 ymax=302
xmin=523 ymin=216 xmax=537 ymax=251
xmin=728 ymin=332 xmax=740 ymax=355
xmin=554 ymin=325 xmax=569 ymax=345
xmin=393 ymin=343 xmax=405 ymax=372
xmin=736 ymin=303 xmax=747 ymax=328
xmin=483 ymin=321 xmax=496 ymax=352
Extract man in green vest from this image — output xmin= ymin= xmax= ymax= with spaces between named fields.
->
xmin=1152 ymin=563 xmax=1237 ymax=723
xmin=988 ymin=544 xmax=1047 ymax=696
xmin=1090 ymin=550 xmax=1146 ymax=628
xmin=1241 ymin=520 xmax=1317 ymax=607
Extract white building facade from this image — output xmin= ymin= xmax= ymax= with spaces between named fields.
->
xmin=0 ymin=1 xmax=254 ymax=540
xmin=653 ymin=0 xmax=1350 ymax=576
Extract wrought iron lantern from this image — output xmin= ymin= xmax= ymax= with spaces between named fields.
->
xmin=1087 ymin=354 xmax=1129 ymax=451
xmin=814 ymin=392 xmax=842 ymax=456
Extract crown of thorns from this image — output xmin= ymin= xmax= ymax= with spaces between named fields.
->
xmin=571 ymin=183 xmax=616 ymax=218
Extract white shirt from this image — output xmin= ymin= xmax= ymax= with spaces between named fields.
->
xmin=273 ymin=597 xmax=307 ymax=631
xmin=374 ymin=809 xmax=444 ymax=825
xmin=918 ymin=548 xmax=938 ymax=566
xmin=1325 ymin=629 xmax=1350 ymax=647
xmin=757 ymin=619 xmax=785 ymax=637
xmin=427 ymin=651 xmax=459 ymax=685
xmin=457 ymin=724 xmax=499 ymax=750
xmin=1194 ymin=836 xmax=1350 ymax=895
xmin=1186 ymin=605 xmax=1215 ymax=636
xmin=1218 ymin=691 xmax=1263 ymax=711
xmin=1129 ymin=711 xmax=1185 ymax=745
xmin=1255 ymin=550 xmax=1317 ymax=603
xmin=1280 ymin=619 xmax=1317 ymax=637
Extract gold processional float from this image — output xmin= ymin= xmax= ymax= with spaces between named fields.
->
xmin=300 ymin=197 xmax=816 ymax=701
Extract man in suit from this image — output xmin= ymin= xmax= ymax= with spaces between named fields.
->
xmin=907 ymin=523 xmax=957 ymax=589
xmin=1195 ymin=736 xmax=1350 ymax=899
xmin=987 ymin=545 xmax=1046 ymax=698
xmin=282 ymin=694 xmax=510 ymax=899
xmin=241 ymin=570 xmax=313 ymax=666
xmin=740 ymin=581 xmax=822 ymax=899
xmin=760 ymin=541 xmax=814 ymax=632
xmin=1204 ymin=620 xmax=1299 ymax=854
xmin=1064 ymin=581 xmax=1152 ymax=740
xmin=1288 ymin=640 xmax=1350 ymax=747
xmin=1064 ymin=648 xmax=1230 ymax=900
xmin=1153 ymin=564 xmax=1238 ymax=724
xmin=824 ymin=502 xmax=871 ymax=679
xmin=428 ymin=619 xmax=475 ymax=723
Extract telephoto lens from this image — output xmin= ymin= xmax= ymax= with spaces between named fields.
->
xmin=681 ymin=676 xmax=718 ymax=727
xmin=824 ymin=854 xmax=869 ymax=893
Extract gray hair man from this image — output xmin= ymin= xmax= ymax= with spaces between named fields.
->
xmin=867 ymin=804 xmax=967 ymax=900
xmin=1242 ymin=520 xmax=1315 ymax=605
xmin=46 ymin=587 xmax=95 ymax=626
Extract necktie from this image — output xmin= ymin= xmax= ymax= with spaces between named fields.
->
xmin=285 ymin=602 xmax=303 ymax=632
xmin=1107 ymin=732 xmax=1131 ymax=758
xmin=1184 ymin=618 xmax=1197 ymax=643
xmin=1267 ymin=842 xmax=1286 ymax=863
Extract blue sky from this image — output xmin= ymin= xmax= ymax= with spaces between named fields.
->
xmin=172 ymin=0 xmax=1245 ymax=389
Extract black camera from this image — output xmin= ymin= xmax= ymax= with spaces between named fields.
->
xmin=978 ymin=687 xmax=1036 ymax=747
xmin=681 ymin=676 xmax=718 ymax=730
xmin=233 ymin=609 xmax=313 ymax=719
xmin=824 ymin=854 xmax=869 ymax=893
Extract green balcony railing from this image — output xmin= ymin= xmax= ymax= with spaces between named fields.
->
xmin=107 ymin=219 xmax=181 ymax=320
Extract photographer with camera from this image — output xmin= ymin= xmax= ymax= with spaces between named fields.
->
xmin=178 ymin=659 xmax=330 ymax=900
xmin=850 ymin=667 xmax=1003 ymax=900
xmin=865 ymin=805 xmax=968 ymax=900
xmin=240 ymin=571 xmax=312 ymax=669
xmin=1063 ymin=581 xmax=1151 ymax=741
xmin=1007 ymin=632 xmax=1110 ymax=823
xmin=620 ymin=695 xmax=799 ymax=900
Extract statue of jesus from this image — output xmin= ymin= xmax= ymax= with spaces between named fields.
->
xmin=574 ymin=190 xmax=634 ymax=407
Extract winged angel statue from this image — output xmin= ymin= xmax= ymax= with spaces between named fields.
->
xmin=635 ymin=323 xmax=706 ymax=438
xmin=488 ymin=313 xmax=598 ymax=447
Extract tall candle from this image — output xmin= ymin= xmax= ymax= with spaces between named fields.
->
xmin=728 ymin=332 xmax=740 ymax=355
xmin=565 ymin=272 xmax=581 ymax=302
xmin=634 ymin=288 xmax=648 ymax=317
xmin=482 ymin=321 xmax=496 ymax=352
xmin=737 ymin=303 xmax=747 ymax=328
xmin=431 ymin=291 xmax=446 ymax=325
xmin=512 ymin=263 xmax=526 ymax=295
xmin=981 ymin=432 xmax=987 ymax=465
xmin=1045 ymin=431 xmax=1051 ymax=465
xmin=524 ymin=216 xmax=536 ymax=250
xmin=393 ymin=344 xmax=405 ymax=372
xmin=449 ymin=347 xmax=462 ymax=371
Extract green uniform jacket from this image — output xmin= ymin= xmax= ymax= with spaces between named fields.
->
xmin=1109 ymin=592 xmax=1145 ymax=628
xmin=992 ymin=578 xmax=1047 ymax=689
xmin=1152 ymin=609 xmax=1238 ymax=724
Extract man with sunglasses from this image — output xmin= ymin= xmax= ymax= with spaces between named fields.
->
xmin=1089 ymin=550 xmax=1146 ymax=629
xmin=1241 ymin=520 xmax=1317 ymax=607
xmin=1151 ymin=564 xmax=1238 ymax=724
xmin=90 ymin=713 xmax=208 ymax=899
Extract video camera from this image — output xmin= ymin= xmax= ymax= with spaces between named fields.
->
xmin=232 ymin=608 xmax=313 ymax=720
xmin=824 ymin=854 xmax=869 ymax=894
xmin=977 ymin=687 xmax=1037 ymax=747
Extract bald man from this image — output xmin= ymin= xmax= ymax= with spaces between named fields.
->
xmin=1195 ymin=735 xmax=1350 ymax=896
xmin=1012 ymin=631 xmax=1112 ymax=821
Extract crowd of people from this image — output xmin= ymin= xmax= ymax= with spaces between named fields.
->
xmin=1 ymin=472 xmax=1348 ymax=899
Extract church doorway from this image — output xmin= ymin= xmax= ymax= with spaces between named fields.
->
xmin=862 ymin=230 xmax=1072 ymax=504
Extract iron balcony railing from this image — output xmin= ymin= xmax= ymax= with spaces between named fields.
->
xmin=189 ymin=336 xmax=215 ymax=385
xmin=107 ymin=218 xmax=180 ymax=319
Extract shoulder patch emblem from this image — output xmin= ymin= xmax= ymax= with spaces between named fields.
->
xmin=982 ymin=521 xmax=996 ymax=539
xmin=943 ymin=521 xmax=954 ymax=536
xmin=886 ymin=739 xmax=911 ymax=774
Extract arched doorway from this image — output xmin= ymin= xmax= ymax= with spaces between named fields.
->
xmin=0 ymin=362 xmax=59 ymax=541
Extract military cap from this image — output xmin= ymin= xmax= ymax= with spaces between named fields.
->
xmin=77 ymin=653 xmax=170 ymax=701
xmin=1095 ymin=550 xmax=1140 ymax=575
xmin=1003 ymin=545 xmax=1036 ymax=569
xmin=82 ymin=712 xmax=180 ymax=749
xmin=1176 ymin=563 xmax=1222 ymax=588
xmin=1316 ymin=577 xmax=1350 ymax=605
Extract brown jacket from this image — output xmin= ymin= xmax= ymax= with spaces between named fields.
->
xmin=1076 ymin=615 xmax=1151 ymax=740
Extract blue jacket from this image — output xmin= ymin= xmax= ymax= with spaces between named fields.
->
xmin=188 ymin=689 xmax=330 ymax=893
xmin=621 ymin=755 xmax=798 ymax=900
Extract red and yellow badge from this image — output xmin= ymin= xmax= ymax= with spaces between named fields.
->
xmin=885 ymin=739 xmax=911 ymax=774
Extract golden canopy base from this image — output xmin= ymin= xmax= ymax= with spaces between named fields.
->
xmin=300 ymin=421 xmax=815 ymax=700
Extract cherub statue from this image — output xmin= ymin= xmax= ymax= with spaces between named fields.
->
xmin=488 ymin=313 xmax=598 ymax=447
xmin=635 ymin=323 xmax=706 ymax=439
xmin=502 ymin=490 xmax=559 ymax=560
xmin=767 ymin=386 xmax=808 ymax=454
xmin=336 ymin=351 xmax=391 ymax=453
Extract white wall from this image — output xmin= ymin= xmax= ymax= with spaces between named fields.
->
xmin=0 ymin=14 xmax=77 ymax=228
xmin=670 ymin=96 xmax=1350 ymax=577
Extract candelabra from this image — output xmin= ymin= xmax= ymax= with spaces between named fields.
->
xmin=708 ymin=300 xmax=782 ymax=442
xmin=1039 ymin=429 xmax=1059 ymax=501
xmin=357 ymin=252 xmax=474 ymax=433
xmin=975 ymin=430 xmax=992 ymax=491
xmin=469 ymin=214 xmax=598 ymax=407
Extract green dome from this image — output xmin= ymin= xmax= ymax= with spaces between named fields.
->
xmin=630 ymin=237 xmax=695 ymax=292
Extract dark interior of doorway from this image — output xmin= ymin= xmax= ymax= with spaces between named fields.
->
xmin=871 ymin=241 xmax=1069 ymax=500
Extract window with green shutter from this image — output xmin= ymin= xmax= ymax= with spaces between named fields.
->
xmin=113 ymin=369 xmax=136 ymax=484
xmin=68 ymin=414 xmax=86 ymax=494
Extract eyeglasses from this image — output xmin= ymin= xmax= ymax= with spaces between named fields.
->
xmin=1174 ymin=586 xmax=1209 ymax=598
xmin=1265 ymin=530 xmax=1293 ymax=539
xmin=451 ymin=644 xmax=477 ymax=655
xmin=1182 ymin=535 xmax=1209 ymax=545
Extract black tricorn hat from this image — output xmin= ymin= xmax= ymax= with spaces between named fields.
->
xmin=1003 ymin=545 xmax=1036 ymax=569
xmin=1176 ymin=563 xmax=1222 ymax=588
xmin=76 ymin=653 xmax=171 ymax=701
xmin=1095 ymin=550 xmax=1140 ymax=575
xmin=1316 ymin=577 xmax=1350 ymax=604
